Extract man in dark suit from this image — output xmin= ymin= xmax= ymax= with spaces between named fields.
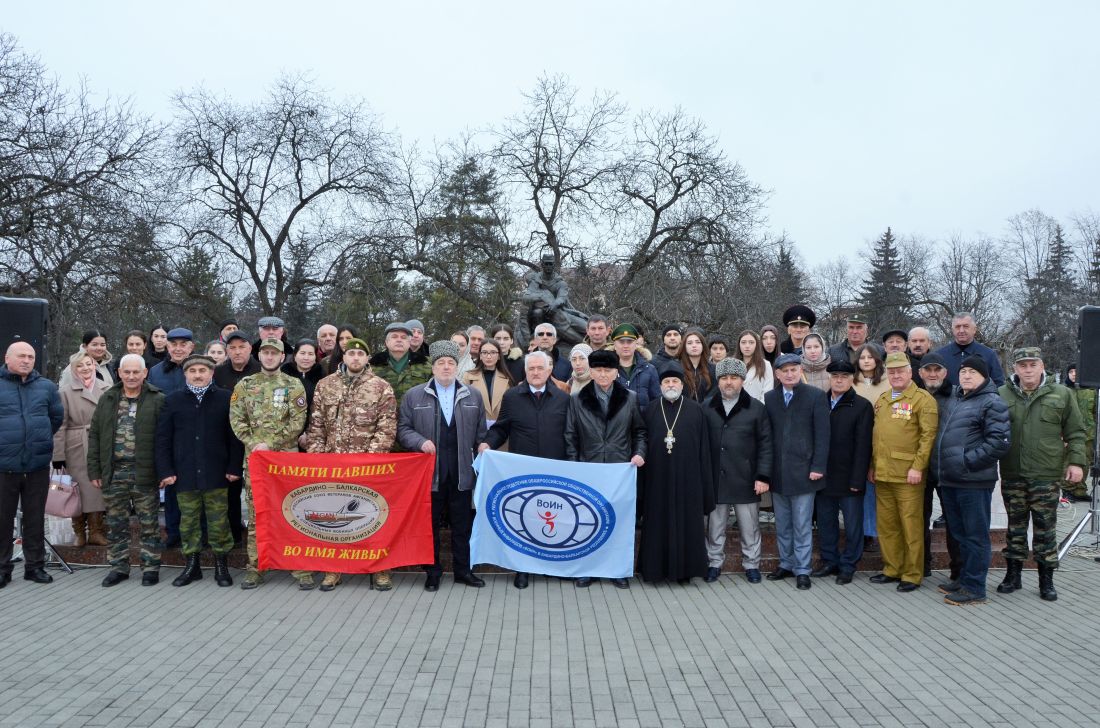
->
xmin=812 ymin=359 xmax=873 ymax=584
xmin=763 ymin=353 xmax=830 ymax=590
xmin=482 ymin=350 xmax=570 ymax=589
xmin=155 ymin=354 xmax=243 ymax=588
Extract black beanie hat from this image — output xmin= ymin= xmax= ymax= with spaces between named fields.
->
xmin=960 ymin=355 xmax=989 ymax=379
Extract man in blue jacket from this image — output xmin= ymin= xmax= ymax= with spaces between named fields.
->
xmin=0 ymin=341 xmax=64 ymax=586
xmin=933 ymin=312 xmax=1005 ymax=387
xmin=148 ymin=328 xmax=195 ymax=396
xmin=612 ymin=324 xmax=660 ymax=411
xmin=764 ymin=353 xmax=831 ymax=590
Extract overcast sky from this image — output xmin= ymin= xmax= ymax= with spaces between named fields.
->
xmin=5 ymin=1 xmax=1099 ymax=267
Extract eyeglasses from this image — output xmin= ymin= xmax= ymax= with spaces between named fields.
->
xmin=536 ymin=332 xmax=555 ymax=337
xmin=481 ymin=351 xmax=499 ymax=357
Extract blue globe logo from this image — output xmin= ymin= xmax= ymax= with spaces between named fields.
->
xmin=486 ymin=475 xmax=615 ymax=560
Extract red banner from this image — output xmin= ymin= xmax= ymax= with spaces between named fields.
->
xmin=250 ymin=451 xmax=434 ymax=573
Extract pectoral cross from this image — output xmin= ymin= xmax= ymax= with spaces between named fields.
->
xmin=664 ymin=431 xmax=676 ymax=453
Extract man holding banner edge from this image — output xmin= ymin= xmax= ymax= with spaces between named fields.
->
xmin=564 ymin=348 xmax=646 ymax=588
xmin=480 ymin=350 xmax=571 ymax=589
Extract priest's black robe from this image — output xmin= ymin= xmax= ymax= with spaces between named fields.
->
xmin=638 ymin=395 xmax=715 ymax=582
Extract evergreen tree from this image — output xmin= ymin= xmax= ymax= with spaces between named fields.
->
xmin=1023 ymin=224 xmax=1081 ymax=370
xmin=765 ymin=242 xmax=811 ymax=325
xmin=1088 ymin=234 xmax=1100 ymax=300
xmin=858 ymin=227 xmax=912 ymax=333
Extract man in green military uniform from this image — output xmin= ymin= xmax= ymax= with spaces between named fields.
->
xmin=998 ymin=347 xmax=1087 ymax=601
xmin=229 ymin=339 xmax=310 ymax=590
xmin=1061 ymin=363 xmax=1096 ymax=501
xmin=868 ymin=351 xmax=938 ymax=592
xmin=368 ymin=321 xmax=432 ymax=404
xmin=87 ymin=354 xmax=165 ymax=587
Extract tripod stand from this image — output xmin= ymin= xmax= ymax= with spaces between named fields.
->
xmin=1056 ymin=403 xmax=1100 ymax=561
xmin=11 ymin=506 xmax=74 ymax=574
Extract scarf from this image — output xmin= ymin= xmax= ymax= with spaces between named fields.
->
xmin=187 ymin=382 xmax=212 ymax=402
xmin=78 ymin=368 xmax=96 ymax=390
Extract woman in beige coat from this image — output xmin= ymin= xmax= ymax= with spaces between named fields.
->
xmin=52 ymin=351 xmax=111 ymax=546
xmin=462 ymin=339 xmax=515 ymax=427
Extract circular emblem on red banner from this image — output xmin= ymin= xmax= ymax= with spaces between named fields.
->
xmin=282 ymin=482 xmax=389 ymax=543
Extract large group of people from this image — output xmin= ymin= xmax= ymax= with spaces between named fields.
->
xmin=0 ymin=304 xmax=1092 ymax=607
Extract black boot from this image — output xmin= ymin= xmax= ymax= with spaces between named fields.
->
xmin=214 ymin=555 xmax=233 ymax=587
xmin=1038 ymin=564 xmax=1058 ymax=602
xmin=172 ymin=554 xmax=204 ymax=587
xmin=996 ymin=560 xmax=1022 ymax=594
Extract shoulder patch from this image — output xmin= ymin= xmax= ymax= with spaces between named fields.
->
xmin=230 ymin=391 xmax=239 ymax=402
xmin=295 ymin=395 xmax=307 ymax=408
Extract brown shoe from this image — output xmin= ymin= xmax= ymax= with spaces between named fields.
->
xmin=86 ymin=512 xmax=109 ymax=547
xmin=373 ymin=570 xmax=393 ymax=591
xmin=319 ymin=573 xmax=342 ymax=592
xmin=71 ymin=514 xmax=87 ymax=548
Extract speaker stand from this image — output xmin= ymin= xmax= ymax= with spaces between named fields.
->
xmin=1057 ymin=404 xmax=1100 ymax=560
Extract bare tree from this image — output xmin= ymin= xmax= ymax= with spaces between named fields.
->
xmin=0 ymin=35 xmax=159 ymax=241
xmin=908 ymin=234 xmax=1013 ymax=343
xmin=609 ymin=108 xmax=766 ymax=305
xmin=169 ymin=75 xmax=394 ymax=316
xmin=811 ymin=256 xmax=860 ymax=346
xmin=491 ymin=74 xmax=626 ymax=269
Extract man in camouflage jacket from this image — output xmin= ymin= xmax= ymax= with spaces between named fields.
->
xmin=307 ymin=337 xmax=398 ymax=591
xmin=229 ymin=339 xmax=309 ymax=590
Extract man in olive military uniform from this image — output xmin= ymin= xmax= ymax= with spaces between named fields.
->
xmin=1061 ymin=363 xmax=1096 ymax=501
xmin=997 ymin=347 xmax=1087 ymax=602
xmin=306 ymin=338 xmax=398 ymax=591
xmin=368 ymin=322 xmax=432 ymax=405
xmin=869 ymin=351 xmax=938 ymax=592
xmin=229 ymin=339 xmax=310 ymax=590
xmin=87 ymin=354 xmax=165 ymax=587
xmin=827 ymin=313 xmax=870 ymax=367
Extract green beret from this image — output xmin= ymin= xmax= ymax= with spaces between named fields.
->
xmin=344 ymin=338 xmax=369 ymax=353
xmin=611 ymin=323 xmax=639 ymax=341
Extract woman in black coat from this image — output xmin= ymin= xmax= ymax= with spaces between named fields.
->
xmin=934 ymin=356 xmax=1011 ymax=605
xmin=813 ymin=361 xmax=873 ymax=583
xmin=282 ymin=339 xmax=325 ymax=411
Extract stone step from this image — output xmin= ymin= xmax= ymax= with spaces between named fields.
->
xmin=51 ymin=518 xmax=1013 ymax=573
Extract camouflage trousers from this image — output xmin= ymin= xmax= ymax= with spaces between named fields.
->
xmin=178 ymin=488 xmax=234 ymax=556
xmin=244 ymin=472 xmax=309 ymax=579
xmin=1001 ymin=479 xmax=1060 ymax=568
xmin=103 ymin=463 xmax=162 ymax=574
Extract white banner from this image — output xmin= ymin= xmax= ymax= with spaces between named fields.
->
xmin=470 ymin=450 xmax=637 ymax=578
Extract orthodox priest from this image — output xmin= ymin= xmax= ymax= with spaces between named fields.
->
xmin=639 ymin=362 xmax=715 ymax=584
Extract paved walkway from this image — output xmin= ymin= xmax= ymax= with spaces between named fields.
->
xmin=3 ymin=549 xmax=1100 ymax=728
xmin=5 ymin=501 xmax=1100 ymax=728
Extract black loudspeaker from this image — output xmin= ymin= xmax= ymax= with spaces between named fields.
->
xmin=1077 ymin=306 xmax=1100 ymax=388
xmin=0 ymin=296 xmax=49 ymax=375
